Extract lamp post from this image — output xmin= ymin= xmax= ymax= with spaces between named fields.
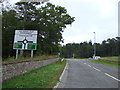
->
xmin=93 ymin=32 xmax=96 ymax=59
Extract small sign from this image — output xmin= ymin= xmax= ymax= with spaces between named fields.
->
xmin=27 ymin=43 xmax=36 ymax=50
xmin=13 ymin=43 xmax=22 ymax=49
xmin=13 ymin=30 xmax=38 ymax=50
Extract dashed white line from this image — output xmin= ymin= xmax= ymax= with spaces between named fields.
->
xmin=105 ymin=73 xmax=120 ymax=82
xmin=83 ymin=62 xmax=120 ymax=82
xmin=93 ymin=67 xmax=101 ymax=72
xmin=88 ymin=65 xmax=91 ymax=67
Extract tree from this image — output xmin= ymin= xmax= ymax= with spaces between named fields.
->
xmin=15 ymin=2 xmax=75 ymax=55
xmin=2 ymin=2 xmax=75 ymax=59
xmin=2 ymin=9 xmax=20 ymax=58
xmin=60 ymin=37 xmax=119 ymax=58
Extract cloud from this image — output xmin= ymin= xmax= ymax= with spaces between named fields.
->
xmin=54 ymin=0 xmax=118 ymax=44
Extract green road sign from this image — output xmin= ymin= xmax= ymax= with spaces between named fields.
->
xmin=13 ymin=43 xmax=22 ymax=49
xmin=27 ymin=43 xmax=36 ymax=50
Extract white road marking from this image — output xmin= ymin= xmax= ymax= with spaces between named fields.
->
xmin=59 ymin=63 xmax=68 ymax=80
xmin=88 ymin=65 xmax=91 ymax=67
xmin=54 ymin=63 xmax=68 ymax=88
xmin=83 ymin=60 xmax=120 ymax=82
xmin=93 ymin=67 xmax=101 ymax=72
xmin=105 ymin=73 xmax=120 ymax=82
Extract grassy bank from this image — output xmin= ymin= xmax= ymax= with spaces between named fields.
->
xmin=89 ymin=58 xmax=120 ymax=67
xmin=100 ymin=56 xmax=119 ymax=61
xmin=3 ymin=60 xmax=66 ymax=88
xmin=2 ymin=55 xmax=58 ymax=64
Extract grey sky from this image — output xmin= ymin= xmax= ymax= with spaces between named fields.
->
xmin=9 ymin=0 xmax=119 ymax=44
xmin=50 ymin=0 xmax=119 ymax=45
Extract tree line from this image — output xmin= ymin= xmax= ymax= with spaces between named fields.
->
xmin=2 ymin=1 xmax=75 ymax=59
xmin=60 ymin=37 xmax=120 ymax=58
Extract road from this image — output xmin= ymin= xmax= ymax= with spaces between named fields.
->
xmin=57 ymin=59 xmax=119 ymax=89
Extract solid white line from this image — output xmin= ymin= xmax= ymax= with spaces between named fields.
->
xmin=54 ymin=63 xmax=68 ymax=88
xmin=59 ymin=63 xmax=68 ymax=80
xmin=93 ymin=67 xmax=101 ymax=72
xmin=105 ymin=73 xmax=120 ymax=82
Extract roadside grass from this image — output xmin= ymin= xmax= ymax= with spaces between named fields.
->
xmin=63 ymin=58 xmax=88 ymax=60
xmin=2 ymin=55 xmax=58 ymax=64
xmin=88 ymin=59 xmax=120 ymax=67
xmin=100 ymin=56 xmax=119 ymax=61
xmin=74 ymin=58 xmax=88 ymax=60
xmin=2 ymin=60 xmax=66 ymax=88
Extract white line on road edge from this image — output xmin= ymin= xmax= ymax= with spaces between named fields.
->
xmin=93 ymin=67 xmax=101 ymax=72
xmin=105 ymin=73 xmax=120 ymax=82
xmin=53 ymin=62 xmax=68 ymax=88
xmin=59 ymin=63 xmax=68 ymax=80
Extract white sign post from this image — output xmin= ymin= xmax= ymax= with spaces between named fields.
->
xmin=16 ymin=50 xmax=18 ymax=59
xmin=31 ymin=50 xmax=33 ymax=58
xmin=13 ymin=30 xmax=38 ymax=59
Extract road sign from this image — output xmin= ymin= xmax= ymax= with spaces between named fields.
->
xmin=27 ymin=43 xmax=36 ymax=50
xmin=13 ymin=30 xmax=38 ymax=50
xmin=13 ymin=43 xmax=22 ymax=49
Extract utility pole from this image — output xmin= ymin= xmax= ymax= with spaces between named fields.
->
xmin=93 ymin=32 xmax=96 ymax=59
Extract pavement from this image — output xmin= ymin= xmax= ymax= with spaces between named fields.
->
xmin=56 ymin=59 xmax=120 ymax=89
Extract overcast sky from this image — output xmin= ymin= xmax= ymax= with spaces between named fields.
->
xmin=50 ymin=0 xmax=119 ymax=45
xmin=9 ymin=0 xmax=119 ymax=45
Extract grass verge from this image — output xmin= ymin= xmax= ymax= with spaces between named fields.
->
xmin=100 ymin=56 xmax=119 ymax=61
xmin=2 ymin=60 xmax=66 ymax=88
xmin=2 ymin=55 xmax=58 ymax=64
xmin=75 ymin=58 xmax=88 ymax=60
xmin=89 ymin=59 xmax=120 ymax=67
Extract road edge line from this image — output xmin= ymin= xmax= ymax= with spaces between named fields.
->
xmin=53 ymin=61 xmax=68 ymax=88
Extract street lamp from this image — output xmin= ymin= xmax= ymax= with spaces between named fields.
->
xmin=93 ymin=32 xmax=96 ymax=59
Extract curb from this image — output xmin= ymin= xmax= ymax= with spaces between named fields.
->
xmin=53 ymin=62 xmax=68 ymax=88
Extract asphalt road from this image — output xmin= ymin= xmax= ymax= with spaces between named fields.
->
xmin=57 ymin=59 xmax=119 ymax=89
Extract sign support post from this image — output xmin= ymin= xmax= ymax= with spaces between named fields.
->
xmin=31 ymin=50 xmax=33 ymax=58
xmin=16 ymin=50 xmax=18 ymax=59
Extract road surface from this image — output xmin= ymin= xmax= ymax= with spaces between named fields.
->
xmin=57 ymin=59 xmax=119 ymax=89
